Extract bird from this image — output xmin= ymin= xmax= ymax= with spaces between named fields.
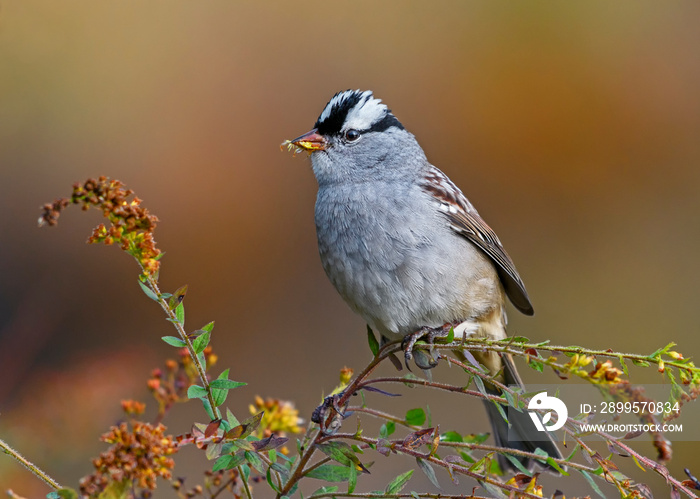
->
xmin=285 ymin=89 xmax=562 ymax=473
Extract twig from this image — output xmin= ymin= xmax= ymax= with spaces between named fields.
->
xmin=145 ymin=275 xmax=221 ymax=420
xmin=0 ymin=438 xmax=61 ymax=490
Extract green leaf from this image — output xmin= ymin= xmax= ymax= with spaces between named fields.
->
xmin=379 ymin=423 xmax=389 ymax=439
xmin=379 ymin=420 xmax=395 ymax=439
xmin=491 ymin=401 xmax=509 ymax=423
xmin=213 ymin=453 xmax=245 ymax=472
xmin=385 ymin=420 xmax=395 ymax=436
xmin=187 ymin=384 xmax=208 ymax=399
xmin=444 ymin=327 xmax=455 ymax=343
xmin=348 ymin=459 xmax=357 ymax=493
xmin=306 ymin=464 xmax=353 ymax=482
xmin=385 ymin=470 xmax=414 ymax=494
xmin=168 ymin=284 xmax=188 ymax=310
xmin=226 ymin=412 xmax=264 ymax=441
xmin=241 ymin=463 xmax=251 ymax=481
xmin=193 ymin=330 xmax=211 ymax=354
xmin=565 ymin=444 xmax=581 ymax=462
xmin=481 ymin=480 xmax=508 ymax=498
xmin=504 ymin=454 xmax=532 ymax=476
xmin=47 ymin=489 xmax=79 ymax=499
xmin=618 ymin=356 xmax=629 ymax=376
xmin=631 ymin=358 xmax=650 ymax=367
xmin=245 ymin=450 xmax=266 ymax=474
xmin=266 ymin=467 xmax=281 ymax=493
xmin=405 ymin=408 xmax=426 ymax=426
xmin=415 ymin=457 xmax=440 ymax=489
xmin=211 ymin=379 xmax=247 ymax=390
xmin=472 ymin=374 xmax=487 ymax=395
xmin=137 ymin=279 xmax=159 ymax=301
xmin=316 ymin=442 xmax=369 ymax=473
xmin=174 ymin=302 xmax=185 ymax=326
xmin=161 ymin=336 xmax=186 ymax=348
xmin=546 ymin=457 xmax=569 ymax=475
xmin=205 ymin=442 xmax=223 ymax=461
xmin=212 ymin=387 xmax=228 ymax=407
xmin=580 ymin=470 xmax=606 ymax=499
xmin=462 ymin=433 xmax=489 ymax=444
xmin=309 ymin=485 xmax=340 ymax=497
xmin=270 ymin=461 xmax=289 ymax=478
xmin=211 ymin=368 xmax=230 ymax=404
xmin=202 ymin=321 xmax=215 ymax=333
xmin=402 ymin=372 xmax=420 ymax=388
xmin=503 ymin=389 xmax=523 ymax=410
xmin=649 ymin=342 xmax=676 ymax=358
xmin=508 ymin=336 xmax=530 ymax=343
xmin=440 ymin=431 xmax=462 ymax=443
xmin=528 ymin=358 xmax=544 ymax=372
xmin=227 ymin=407 xmax=240 ymax=428
xmin=367 ymin=325 xmax=379 ymax=356
xmin=202 ymin=397 xmax=215 ymax=420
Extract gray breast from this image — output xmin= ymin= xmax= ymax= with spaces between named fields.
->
xmin=314 ymin=181 xmax=504 ymax=339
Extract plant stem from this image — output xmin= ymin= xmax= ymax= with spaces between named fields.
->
xmin=456 ymin=338 xmax=697 ymax=373
xmin=277 ymin=428 xmax=321 ymax=498
xmin=0 ymin=438 xmax=61 ymax=490
xmin=237 ymin=465 xmax=253 ymax=499
xmin=145 ymin=274 xmax=221 ymax=419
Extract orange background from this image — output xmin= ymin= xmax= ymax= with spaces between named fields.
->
xmin=1 ymin=2 xmax=699 ymax=496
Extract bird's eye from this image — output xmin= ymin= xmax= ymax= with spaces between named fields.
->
xmin=344 ymin=129 xmax=361 ymax=142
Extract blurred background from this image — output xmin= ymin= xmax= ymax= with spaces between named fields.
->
xmin=1 ymin=1 xmax=699 ymax=496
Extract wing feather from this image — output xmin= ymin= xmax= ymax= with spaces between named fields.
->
xmin=421 ymin=168 xmax=534 ymax=315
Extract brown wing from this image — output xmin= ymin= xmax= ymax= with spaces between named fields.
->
xmin=421 ymin=168 xmax=534 ymax=316
xmin=446 ymin=209 xmax=533 ymax=315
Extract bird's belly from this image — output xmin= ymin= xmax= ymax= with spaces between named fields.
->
xmin=315 ymin=205 xmax=503 ymax=340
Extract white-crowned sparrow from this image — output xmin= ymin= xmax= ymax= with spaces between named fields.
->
xmin=287 ymin=89 xmax=561 ymax=472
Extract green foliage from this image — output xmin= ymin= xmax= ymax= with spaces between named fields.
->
xmin=17 ymin=178 xmax=700 ymax=499
xmin=385 ymin=470 xmax=413 ymax=494
xmin=366 ymin=326 xmax=379 ymax=356
xmin=404 ymin=408 xmax=426 ymax=426
xmin=161 ymin=336 xmax=186 ymax=347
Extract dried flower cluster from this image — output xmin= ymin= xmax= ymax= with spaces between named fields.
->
xmin=564 ymin=354 xmax=624 ymax=384
xmin=248 ymin=396 xmax=303 ymax=438
xmin=79 ymin=422 xmax=178 ymax=497
xmin=588 ymin=359 xmax=625 ymax=384
xmin=148 ymin=347 xmax=218 ymax=420
xmin=121 ymin=399 xmax=147 ymax=417
xmin=172 ymin=469 xmax=250 ymax=498
xmin=505 ymin=473 xmax=543 ymax=498
xmin=39 ymin=176 xmax=161 ymax=276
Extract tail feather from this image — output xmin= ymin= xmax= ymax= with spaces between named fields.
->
xmin=483 ymin=398 xmax=563 ymax=473
xmin=483 ymin=354 xmax=564 ymax=474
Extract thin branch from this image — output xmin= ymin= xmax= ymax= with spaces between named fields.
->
xmin=145 ymin=275 xmax=221 ymax=420
xmin=308 ymin=494 xmax=493 ymax=499
xmin=0 ymin=438 xmax=61 ymax=490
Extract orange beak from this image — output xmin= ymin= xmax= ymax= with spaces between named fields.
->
xmin=290 ymin=129 xmax=327 ymax=152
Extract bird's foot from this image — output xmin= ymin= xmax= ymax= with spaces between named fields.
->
xmin=402 ymin=322 xmax=457 ymax=370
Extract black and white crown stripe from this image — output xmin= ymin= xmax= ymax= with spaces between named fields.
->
xmin=314 ymin=89 xmax=404 ymax=137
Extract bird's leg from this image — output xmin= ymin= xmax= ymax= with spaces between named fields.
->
xmin=402 ymin=322 xmax=458 ymax=370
